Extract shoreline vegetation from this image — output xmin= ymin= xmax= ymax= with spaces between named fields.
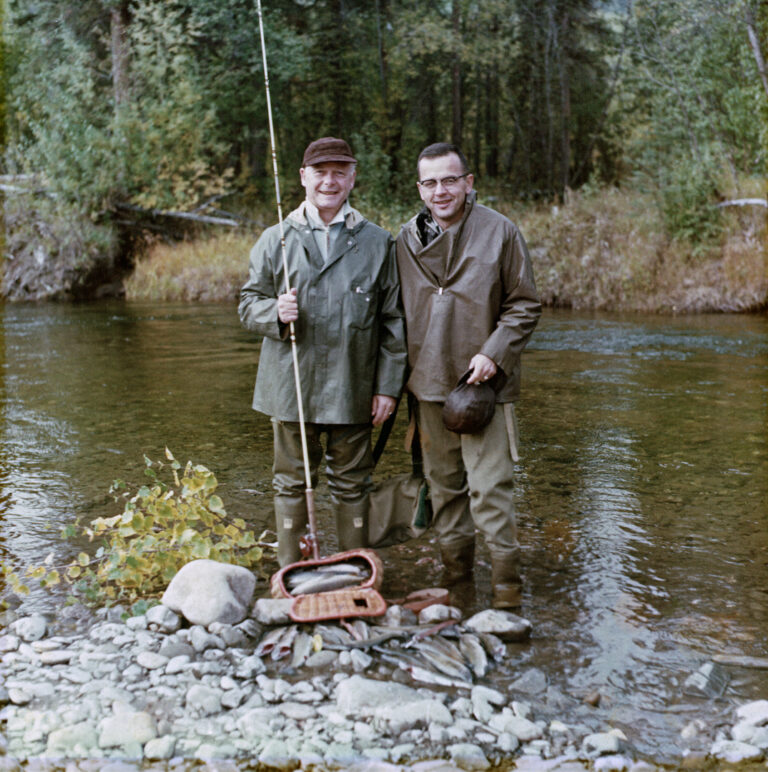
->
xmin=125 ymin=184 xmax=768 ymax=315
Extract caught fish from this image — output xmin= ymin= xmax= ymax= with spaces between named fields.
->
xmin=284 ymin=562 xmax=369 ymax=590
xmin=312 ymin=624 xmax=354 ymax=646
xmin=291 ymin=631 xmax=314 ymax=668
xmin=255 ymin=627 xmax=286 ymax=657
xmin=322 ymin=629 xmax=409 ymax=651
xmin=459 ymin=633 xmax=489 ymax=677
xmin=477 ymin=632 xmax=507 ymax=662
xmin=348 ymin=619 xmax=371 ymax=640
xmin=271 ymin=624 xmax=299 ymax=661
xmin=414 ymin=638 xmax=474 ymax=682
xmin=712 ymin=654 xmax=768 ymax=669
xmin=314 ymin=562 xmax=368 ymax=576
xmin=409 ymin=664 xmax=472 ymax=689
xmin=290 ymin=572 xmax=366 ymax=595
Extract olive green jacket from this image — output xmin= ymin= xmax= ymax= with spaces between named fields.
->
xmin=396 ymin=192 xmax=541 ymax=403
xmin=239 ymin=202 xmax=407 ymax=424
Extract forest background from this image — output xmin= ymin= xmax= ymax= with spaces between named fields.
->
xmin=0 ymin=0 xmax=766 ymax=313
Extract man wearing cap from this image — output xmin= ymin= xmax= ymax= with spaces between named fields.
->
xmin=395 ymin=142 xmax=541 ymax=609
xmin=239 ymin=137 xmax=407 ymax=566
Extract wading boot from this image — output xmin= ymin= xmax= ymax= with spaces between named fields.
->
xmin=335 ymin=498 xmax=369 ymax=552
xmin=275 ymin=497 xmax=307 ymax=567
xmin=439 ymin=539 xmax=475 ymax=586
xmin=489 ymin=548 xmax=523 ymax=609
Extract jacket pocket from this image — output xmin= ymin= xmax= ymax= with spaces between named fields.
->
xmin=348 ymin=284 xmax=377 ymax=329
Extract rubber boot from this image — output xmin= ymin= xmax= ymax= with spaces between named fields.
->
xmin=335 ymin=498 xmax=369 ymax=552
xmin=275 ymin=496 xmax=307 ymax=567
xmin=489 ymin=548 xmax=523 ymax=609
xmin=439 ymin=539 xmax=475 ymax=586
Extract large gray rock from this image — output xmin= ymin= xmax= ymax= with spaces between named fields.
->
xmin=161 ymin=559 xmax=256 ymax=626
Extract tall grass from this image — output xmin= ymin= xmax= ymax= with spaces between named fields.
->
xmin=124 ymin=230 xmax=258 ymax=303
xmin=125 ymin=186 xmax=767 ymax=313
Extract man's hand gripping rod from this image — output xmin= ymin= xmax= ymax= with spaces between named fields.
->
xmin=256 ymin=0 xmax=319 ymax=559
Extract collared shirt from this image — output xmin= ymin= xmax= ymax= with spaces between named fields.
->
xmin=304 ymin=200 xmax=352 ymax=262
xmin=415 ymin=207 xmax=443 ymax=247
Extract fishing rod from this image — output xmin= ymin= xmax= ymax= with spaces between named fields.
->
xmin=256 ymin=0 xmax=319 ymax=560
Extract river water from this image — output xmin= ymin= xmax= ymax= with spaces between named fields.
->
xmin=1 ymin=302 xmax=766 ymax=762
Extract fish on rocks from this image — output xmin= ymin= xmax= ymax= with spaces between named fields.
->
xmin=459 ymin=633 xmax=489 ymax=677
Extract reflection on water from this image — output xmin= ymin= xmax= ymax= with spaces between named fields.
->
xmin=1 ymin=303 xmax=766 ymax=759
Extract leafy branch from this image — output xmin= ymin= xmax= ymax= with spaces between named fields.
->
xmin=1 ymin=449 xmax=274 ymax=608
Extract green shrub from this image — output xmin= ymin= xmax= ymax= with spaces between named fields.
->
xmin=1 ymin=450 xmax=272 ymax=608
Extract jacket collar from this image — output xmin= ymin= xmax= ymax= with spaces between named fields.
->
xmin=287 ymin=200 xmax=365 ymax=231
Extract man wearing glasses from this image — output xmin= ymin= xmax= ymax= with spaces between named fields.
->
xmin=395 ymin=142 xmax=540 ymax=609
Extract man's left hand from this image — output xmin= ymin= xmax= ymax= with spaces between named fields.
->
xmin=371 ymin=395 xmax=396 ymax=426
xmin=467 ymin=353 xmax=497 ymax=385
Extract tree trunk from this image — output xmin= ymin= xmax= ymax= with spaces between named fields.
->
xmin=451 ymin=0 xmax=463 ymax=146
xmin=745 ymin=5 xmax=768 ymax=99
xmin=559 ymin=10 xmax=571 ymax=194
xmin=110 ymin=2 xmax=130 ymax=112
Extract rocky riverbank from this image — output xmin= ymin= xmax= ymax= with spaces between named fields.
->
xmin=2 ymin=593 xmax=768 ymax=772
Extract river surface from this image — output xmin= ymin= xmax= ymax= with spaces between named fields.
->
xmin=1 ymin=302 xmax=766 ymax=762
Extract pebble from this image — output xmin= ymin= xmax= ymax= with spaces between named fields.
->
xmin=1 ymin=607 xmax=766 ymax=771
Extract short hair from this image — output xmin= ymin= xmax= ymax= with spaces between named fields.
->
xmin=416 ymin=143 xmax=470 ymax=176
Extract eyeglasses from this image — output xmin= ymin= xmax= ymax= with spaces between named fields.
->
xmin=417 ymin=174 xmax=469 ymax=191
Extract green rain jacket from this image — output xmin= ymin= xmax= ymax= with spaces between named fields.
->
xmin=239 ymin=202 xmax=407 ymax=424
xmin=396 ymin=191 xmax=541 ymax=403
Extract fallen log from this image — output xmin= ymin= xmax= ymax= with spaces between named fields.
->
xmin=716 ymin=198 xmax=768 ymax=208
xmin=115 ymin=202 xmax=241 ymax=227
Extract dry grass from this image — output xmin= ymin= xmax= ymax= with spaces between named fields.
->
xmin=125 ymin=186 xmax=767 ymax=313
xmin=506 ymin=185 xmax=767 ymax=313
xmin=124 ymin=229 xmax=260 ymax=303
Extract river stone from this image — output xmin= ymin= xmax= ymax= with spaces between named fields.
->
xmin=510 ymin=668 xmax=548 ymax=695
xmin=471 ymin=685 xmax=505 ymax=706
xmin=489 ymin=711 xmax=542 ymax=742
xmin=418 ymin=604 xmax=463 ymax=624
xmin=189 ymin=625 xmax=225 ymax=653
xmin=683 ymin=662 xmax=728 ymax=698
xmin=583 ymin=731 xmax=625 ymax=756
xmin=710 ymin=739 xmax=764 ymax=764
xmin=0 ymin=634 xmax=20 ymax=652
xmin=447 ymin=742 xmax=491 ymax=770
xmin=144 ymin=734 xmax=176 ymax=760
xmin=162 ymin=559 xmax=256 ymax=626
xmin=735 ymin=700 xmax=768 ymax=726
xmin=12 ymin=615 xmax=48 ymax=642
xmin=259 ymin=738 xmax=300 ymax=770
xmin=136 ymin=651 xmax=169 ymax=670
xmin=146 ymin=604 xmax=181 ymax=633
xmin=46 ymin=721 xmax=99 ymax=755
xmin=336 ymin=675 xmax=423 ymax=716
xmin=463 ymin=609 xmax=531 ymax=641
xmin=98 ymin=711 xmax=157 ymax=747
xmin=185 ymin=684 xmax=223 ymax=716
xmin=38 ymin=649 xmax=74 ymax=666
xmin=374 ymin=699 xmax=452 ymax=733
xmin=252 ymin=598 xmax=294 ymax=625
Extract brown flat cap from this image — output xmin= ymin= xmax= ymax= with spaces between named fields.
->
xmin=302 ymin=137 xmax=356 ymax=167
xmin=442 ymin=370 xmax=496 ymax=434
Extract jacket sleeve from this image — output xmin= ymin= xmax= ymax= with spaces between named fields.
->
xmin=238 ymin=228 xmax=287 ymax=342
xmin=480 ymin=225 xmax=542 ymax=377
xmin=373 ymin=237 xmax=408 ymax=398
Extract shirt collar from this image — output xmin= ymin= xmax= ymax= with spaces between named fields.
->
xmin=304 ymin=199 xmax=351 ymax=229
